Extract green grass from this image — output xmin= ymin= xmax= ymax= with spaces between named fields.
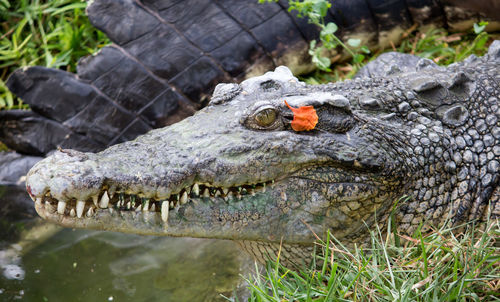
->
xmin=0 ymin=0 xmax=109 ymax=110
xmin=245 ymin=218 xmax=500 ymax=301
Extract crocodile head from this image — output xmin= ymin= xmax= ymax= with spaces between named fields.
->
xmin=26 ymin=66 xmax=410 ymax=247
xmin=25 ymin=44 xmax=500 ymax=262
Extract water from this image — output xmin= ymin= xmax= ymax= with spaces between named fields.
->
xmin=0 ymin=186 xmax=249 ymax=302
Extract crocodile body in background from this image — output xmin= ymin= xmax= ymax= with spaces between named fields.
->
xmin=2 ymin=0 xmax=500 ymax=174
xmin=25 ymin=42 xmax=500 ymax=266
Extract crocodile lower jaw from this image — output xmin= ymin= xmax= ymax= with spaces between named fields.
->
xmin=31 ymin=180 xmax=275 ymax=224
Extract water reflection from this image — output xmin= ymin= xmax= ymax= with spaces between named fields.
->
xmin=0 ymin=186 xmax=248 ymax=301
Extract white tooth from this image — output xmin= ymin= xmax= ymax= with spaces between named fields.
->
xmin=161 ymin=201 xmax=169 ymax=223
xmin=76 ymin=200 xmax=85 ymax=218
xmin=151 ymin=203 xmax=156 ymax=212
xmin=93 ymin=195 xmax=98 ymax=207
xmin=109 ymin=208 xmax=114 ymax=215
xmin=86 ymin=207 xmax=94 ymax=217
xmin=237 ymin=193 xmax=242 ymax=200
xmin=99 ymin=191 xmax=109 ymax=208
xmin=170 ymin=201 xmax=174 ymax=208
xmin=35 ymin=198 xmax=42 ymax=207
xmin=203 ymin=188 xmax=210 ymax=198
xmin=180 ymin=192 xmax=188 ymax=204
xmin=215 ymin=190 xmax=221 ymax=197
xmin=136 ymin=205 xmax=142 ymax=212
xmin=70 ymin=209 xmax=76 ymax=217
xmin=127 ymin=202 xmax=131 ymax=209
xmin=143 ymin=199 xmax=149 ymax=211
xmin=45 ymin=201 xmax=55 ymax=213
xmin=57 ymin=201 xmax=67 ymax=215
xmin=222 ymin=188 xmax=229 ymax=195
xmin=193 ymin=184 xmax=199 ymax=196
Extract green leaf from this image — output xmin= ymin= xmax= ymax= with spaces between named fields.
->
xmin=312 ymin=55 xmax=331 ymax=71
xmin=309 ymin=40 xmax=317 ymax=49
xmin=347 ymin=38 xmax=361 ymax=48
xmin=312 ymin=0 xmax=330 ymax=18
xmin=353 ymin=54 xmax=365 ymax=63
xmin=361 ymin=45 xmax=371 ymax=54
xmin=0 ymin=0 xmax=10 ymax=9
xmin=6 ymin=90 xmax=13 ymax=108
xmin=473 ymin=22 xmax=486 ymax=34
xmin=323 ymin=22 xmax=338 ymax=35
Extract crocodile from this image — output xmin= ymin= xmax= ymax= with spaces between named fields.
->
xmin=24 ymin=41 xmax=500 ymax=266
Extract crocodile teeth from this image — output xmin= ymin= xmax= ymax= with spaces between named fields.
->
xmin=57 ymin=201 xmax=67 ymax=215
xmin=86 ymin=207 xmax=94 ymax=217
xmin=70 ymin=209 xmax=76 ymax=217
xmin=46 ymin=201 xmax=55 ymax=213
xmin=203 ymin=188 xmax=210 ymax=198
xmin=99 ymin=191 xmax=109 ymax=208
xmin=136 ymin=205 xmax=142 ymax=212
xmin=143 ymin=199 xmax=149 ymax=211
xmin=192 ymin=184 xmax=199 ymax=196
xmin=35 ymin=197 xmax=42 ymax=207
xmin=76 ymin=200 xmax=85 ymax=218
xmin=180 ymin=192 xmax=188 ymax=204
xmin=127 ymin=202 xmax=131 ymax=209
xmin=92 ymin=195 xmax=98 ymax=207
xmin=170 ymin=201 xmax=174 ymax=208
xmin=151 ymin=203 xmax=156 ymax=212
xmin=222 ymin=188 xmax=229 ymax=195
xmin=214 ymin=190 xmax=221 ymax=197
xmin=161 ymin=201 xmax=169 ymax=223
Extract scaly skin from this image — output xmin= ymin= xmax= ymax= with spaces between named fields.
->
xmin=26 ymin=42 xmax=500 ymax=266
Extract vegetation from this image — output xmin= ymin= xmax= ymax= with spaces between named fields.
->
xmin=0 ymin=0 xmax=110 ymax=110
xmin=259 ymin=0 xmax=370 ymax=72
xmin=245 ymin=217 xmax=500 ymax=301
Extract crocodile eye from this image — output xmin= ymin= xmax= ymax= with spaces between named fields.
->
xmin=254 ymin=108 xmax=277 ymax=127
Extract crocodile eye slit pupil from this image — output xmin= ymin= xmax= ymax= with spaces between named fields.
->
xmin=255 ymin=108 xmax=276 ymax=127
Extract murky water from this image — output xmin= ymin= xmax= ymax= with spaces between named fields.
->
xmin=0 ymin=186 xmax=249 ymax=302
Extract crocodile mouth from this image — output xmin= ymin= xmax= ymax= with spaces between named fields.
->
xmin=32 ymin=180 xmax=276 ymax=224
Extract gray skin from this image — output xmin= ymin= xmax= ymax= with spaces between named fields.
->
xmin=26 ymin=42 xmax=500 ymax=266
